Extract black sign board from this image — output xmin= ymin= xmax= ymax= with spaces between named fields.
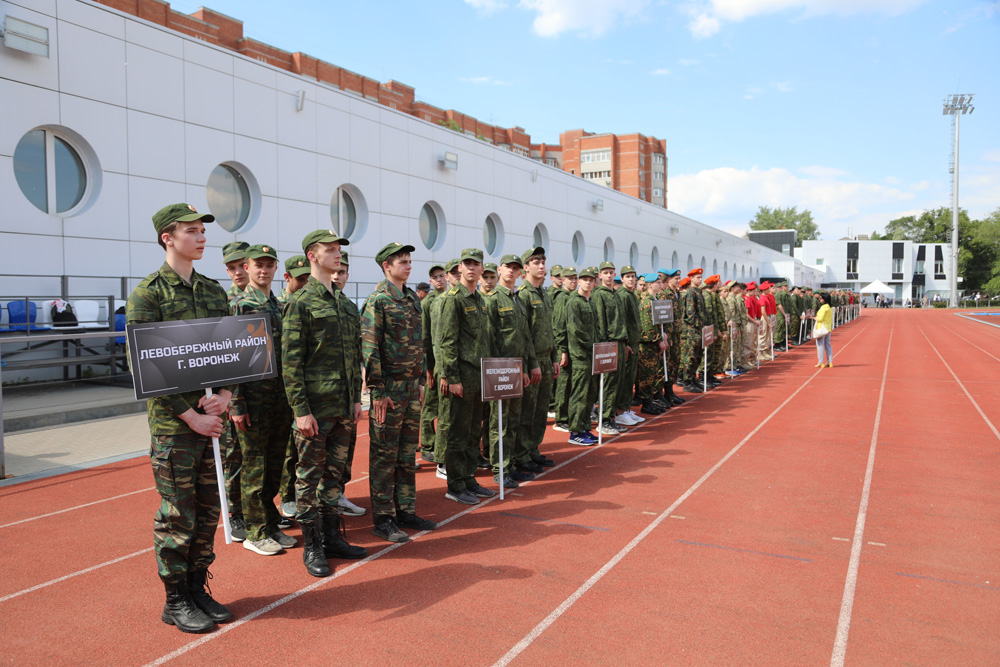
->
xmin=481 ymin=357 xmax=524 ymax=402
xmin=701 ymin=325 xmax=715 ymax=347
xmin=592 ymin=342 xmax=618 ymax=375
xmin=127 ymin=314 xmax=277 ymax=400
xmin=650 ymin=300 xmax=674 ymax=325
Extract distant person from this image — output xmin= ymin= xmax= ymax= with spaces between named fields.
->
xmin=813 ymin=292 xmax=834 ymax=369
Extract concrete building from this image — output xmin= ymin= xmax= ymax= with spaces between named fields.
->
xmin=559 ymin=130 xmax=668 ymax=208
xmin=796 ymin=239 xmax=953 ymax=302
xmin=2 ymin=0 xmax=820 ymax=330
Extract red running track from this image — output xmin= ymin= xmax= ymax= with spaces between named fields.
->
xmin=0 ymin=309 xmax=997 ymax=666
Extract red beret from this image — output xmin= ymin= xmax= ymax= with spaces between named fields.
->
xmin=747 ymin=281 xmax=757 ymax=290
xmin=704 ymin=274 xmax=720 ymax=285
xmin=680 ymin=277 xmax=691 ymax=288
xmin=688 ymin=268 xmax=703 ymax=277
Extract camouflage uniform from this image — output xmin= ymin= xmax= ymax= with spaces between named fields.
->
xmin=773 ymin=288 xmax=787 ymax=346
xmin=592 ymin=283 xmax=626 ymax=420
xmin=551 ymin=287 xmax=572 ymax=424
xmin=515 ymin=279 xmax=557 ymax=465
xmin=361 ymin=279 xmax=425 ymax=519
xmin=221 ymin=283 xmax=243 ymax=516
xmin=636 ymin=291 xmax=665 ymax=401
xmin=282 ymin=277 xmax=361 ymax=523
xmin=485 ymin=284 xmax=537 ymax=475
xmin=431 ymin=294 xmax=451 ymax=463
xmin=565 ymin=291 xmax=599 ymax=433
xmin=337 ymin=290 xmax=362 ymax=495
xmin=663 ymin=288 xmax=682 ymax=389
xmin=230 ymin=284 xmax=291 ymax=542
xmin=710 ymin=290 xmax=727 ymax=377
xmin=419 ymin=288 xmax=443 ymax=456
xmin=616 ymin=286 xmax=640 ymax=412
xmin=437 ymin=282 xmax=489 ymax=494
xmin=127 ymin=262 xmax=231 ymax=582
xmin=681 ymin=284 xmax=708 ymax=384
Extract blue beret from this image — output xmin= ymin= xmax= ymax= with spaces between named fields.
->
xmin=642 ymin=272 xmax=659 ymax=282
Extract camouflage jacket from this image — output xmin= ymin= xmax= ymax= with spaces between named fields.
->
xmin=617 ymin=287 xmax=640 ymax=346
xmin=338 ymin=290 xmax=362 ymax=399
xmin=592 ymin=284 xmax=627 ymax=342
xmin=126 ymin=262 xmax=232 ymax=436
xmin=229 ymin=284 xmax=285 ymax=416
xmin=638 ymin=291 xmax=662 ymax=343
xmin=516 ymin=281 xmax=558 ymax=365
xmin=565 ymin=291 xmax=597 ymax=363
xmin=485 ymin=285 xmax=537 ymax=371
xmin=710 ymin=291 xmax=727 ymax=333
xmin=682 ymin=285 xmax=708 ymax=331
xmin=281 ymin=276 xmax=360 ymax=419
xmin=436 ymin=282 xmax=489 ymax=393
xmin=421 ymin=288 xmax=443 ymax=372
xmin=552 ymin=289 xmax=571 ymax=355
xmin=226 ymin=283 xmax=242 ymax=303
xmin=663 ymin=289 xmax=681 ymax=338
xmin=361 ymin=279 xmax=425 ymax=399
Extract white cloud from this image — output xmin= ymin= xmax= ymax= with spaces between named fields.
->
xmin=772 ymin=80 xmax=793 ymax=92
xmin=463 ymin=0 xmax=509 ymax=16
xmin=460 ymin=75 xmax=512 ymax=86
xmin=909 ymin=180 xmax=930 ymax=191
xmin=651 ymin=68 xmax=671 ymax=76
xmin=678 ymin=58 xmax=701 ymax=66
xmin=884 ymin=176 xmax=901 ymax=185
xmin=800 ymin=165 xmax=848 ymax=177
xmin=687 ymin=0 xmax=926 ymax=37
xmin=518 ymin=0 xmax=649 ymax=37
xmin=743 ymin=86 xmax=762 ymax=100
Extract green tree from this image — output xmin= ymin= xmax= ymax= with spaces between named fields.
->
xmin=748 ymin=206 xmax=819 ymax=245
xmin=971 ymin=207 xmax=1000 ymax=293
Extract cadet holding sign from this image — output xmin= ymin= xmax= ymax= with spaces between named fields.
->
xmin=592 ymin=341 xmax=619 ymax=446
xmin=481 ymin=357 xmax=525 ymax=499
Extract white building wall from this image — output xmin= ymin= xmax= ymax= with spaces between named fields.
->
xmin=2 ymin=0 xmax=802 ymax=303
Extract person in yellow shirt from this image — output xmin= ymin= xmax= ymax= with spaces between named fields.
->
xmin=813 ymin=292 xmax=834 ymax=368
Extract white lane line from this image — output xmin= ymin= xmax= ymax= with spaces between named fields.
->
xmin=832 ymin=537 xmax=850 ymax=542
xmin=0 ymin=548 xmax=154 ymax=603
xmin=955 ymin=312 xmax=1000 ymax=333
xmin=917 ymin=324 xmax=1000 ymax=442
xmin=0 ymin=487 xmax=156 ymax=529
xmin=830 ymin=321 xmax=895 ymax=667
xmin=938 ymin=321 xmax=1000 ymax=364
xmin=493 ymin=325 xmax=872 ymax=667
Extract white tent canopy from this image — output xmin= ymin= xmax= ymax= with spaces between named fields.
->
xmin=859 ymin=280 xmax=894 ymax=294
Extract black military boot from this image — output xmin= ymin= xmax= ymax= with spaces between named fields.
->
xmin=666 ymin=384 xmax=685 ymax=406
xmin=640 ymin=399 xmax=663 ymax=415
xmin=187 ymin=568 xmax=233 ymax=622
xmin=161 ymin=579 xmax=215 ymax=633
xmin=301 ymin=521 xmax=331 ymax=578
xmin=322 ymin=511 xmax=368 ymax=560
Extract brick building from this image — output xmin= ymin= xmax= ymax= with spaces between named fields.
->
xmin=558 ymin=130 xmax=668 ymax=208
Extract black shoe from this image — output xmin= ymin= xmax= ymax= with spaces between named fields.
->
xmin=372 ymin=516 xmax=410 ymax=543
xmin=509 ymin=468 xmax=535 ymax=482
xmin=187 ymin=569 xmax=232 ymax=623
xmin=421 ymin=449 xmax=435 ymax=464
xmin=477 ymin=454 xmax=491 ymax=470
xmin=531 ymin=455 xmax=555 ymax=467
xmin=683 ymin=382 xmax=703 ymax=393
xmin=494 ymin=474 xmax=519 ymax=489
xmin=229 ymin=515 xmax=246 ymax=542
xmin=396 ymin=512 xmax=438 ymax=531
xmin=162 ymin=580 xmax=215 ymax=633
xmin=467 ymin=482 xmax=496 ymax=498
xmin=631 ymin=398 xmax=642 ymax=407
xmin=322 ymin=513 xmax=368 ymax=559
xmin=518 ymin=460 xmax=544 ymax=474
xmin=300 ymin=521 xmax=331 ymax=578
xmin=641 ymin=400 xmax=663 ymax=415
xmin=445 ymin=489 xmax=479 ymax=505
xmin=651 ymin=398 xmax=669 ymax=410
xmin=277 ymin=516 xmax=293 ymax=530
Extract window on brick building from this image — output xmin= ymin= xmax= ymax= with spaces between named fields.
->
xmin=653 ymin=154 xmax=665 ymax=165
xmin=653 ymin=188 xmax=663 ymax=197
xmin=653 ymin=172 xmax=663 ymax=181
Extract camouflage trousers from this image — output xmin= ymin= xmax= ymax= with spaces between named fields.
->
xmin=419 ymin=378 xmax=438 ymax=452
xmin=711 ymin=335 xmax=727 ymax=375
xmin=774 ymin=311 xmax=786 ymax=345
xmin=742 ymin=322 xmax=758 ymax=368
xmin=293 ymin=415 xmax=352 ymax=523
xmin=725 ymin=325 xmax=742 ymax=371
xmin=636 ymin=341 xmax=665 ymax=401
xmin=444 ymin=389 xmax=484 ymax=494
xmin=235 ymin=383 xmax=292 ymax=541
xmin=489 ymin=395 xmax=521 ymax=475
xmin=789 ymin=316 xmax=802 ymax=345
xmin=568 ymin=359 xmax=599 ymax=433
xmin=665 ymin=333 xmax=681 ymax=388
xmin=515 ymin=355 xmax=553 ymax=465
xmin=554 ymin=356 xmax=572 ymax=423
xmin=279 ymin=432 xmax=297 ymax=504
xmin=369 ymin=382 xmax=420 ymax=519
xmin=434 ymin=374 xmax=452 ymax=462
xmin=680 ymin=328 xmax=704 ymax=383
xmin=340 ymin=421 xmax=358 ymax=493
xmin=599 ymin=342 xmax=625 ymax=421
xmin=616 ymin=342 xmax=638 ymax=412
xmin=221 ymin=418 xmax=241 ymax=515
xmin=149 ymin=433 xmax=220 ymax=583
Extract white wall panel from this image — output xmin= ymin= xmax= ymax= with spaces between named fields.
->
xmin=127 ymin=111 xmax=184 ymax=182
xmin=234 ymin=78 xmax=276 ymax=142
xmin=60 ymin=93 xmax=128 ymax=175
xmin=56 ymin=0 xmax=123 ymax=38
xmin=59 ymin=22 xmax=126 ymax=106
xmin=64 ymin=171 xmax=128 ymax=241
xmin=125 ymin=43 xmax=184 ymax=118
xmin=184 ymin=123 xmax=234 ymax=187
xmin=184 ymin=62 xmax=234 ymax=132
xmin=316 ymin=105 xmax=350 ymax=159
xmin=235 ymin=135 xmax=278 ymax=198
xmin=276 ymin=145 xmax=318 ymax=203
xmin=0 ymin=78 xmax=59 ymax=157
xmin=124 ymin=19 xmax=183 ymax=58
xmin=0 ymin=2 xmax=60 ymax=89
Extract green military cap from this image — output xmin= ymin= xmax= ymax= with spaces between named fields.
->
xmin=561 ymin=265 xmax=578 ymax=276
xmin=620 ymin=265 xmax=636 ymax=277
xmin=375 ymin=241 xmax=416 ymax=267
xmin=598 ymin=261 xmax=615 ymax=271
xmin=444 ymin=258 xmax=460 ymax=272
xmin=429 ymin=262 xmax=445 ymax=273
xmin=460 ymin=248 xmax=484 ymax=263
xmin=579 ymin=266 xmax=599 ymax=279
xmin=222 ymin=240 xmax=249 ymax=264
xmin=339 ymin=250 xmax=350 ymax=267
xmin=521 ymin=246 xmax=545 ymax=266
xmin=284 ymin=255 xmax=310 ymax=278
xmin=245 ymin=243 xmax=277 ymax=261
xmin=499 ymin=254 xmax=523 ymax=267
xmin=550 ymin=264 xmax=563 ymax=277
xmin=152 ymin=203 xmax=215 ymax=235
xmin=301 ymin=229 xmax=350 ymax=253
xmin=482 ymin=262 xmax=498 ymax=274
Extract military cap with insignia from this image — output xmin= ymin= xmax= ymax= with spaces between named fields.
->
xmin=482 ymin=262 xmax=498 ymax=274
xmin=245 ymin=243 xmax=277 ymax=260
xmin=222 ymin=240 xmax=250 ymax=264
xmin=579 ymin=266 xmax=599 ymax=279
xmin=339 ymin=250 xmax=350 ymax=267
xmin=521 ymin=246 xmax=545 ymax=265
xmin=301 ymin=229 xmax=350 ymax=253
xmin=680 ymin=277 xmax=691 ymax=288
xmin=374 ymin=241 xmax=415 ymax=267
xmin=620 ymin=265 xmax=636 ymax=277
xmin=688 ymin=268 xmax=703 ymax=277
xmin=152 ymin=203 xmax=215 ymax=234
xmin=550 ymin=264 xmax=563 ymax=277
xmin=561 ymin=265 xmax=578 ymax=276
xmin=444 ymin=258 xmax=460 ymax=272
xmin=499 ymin=253 xmax=523 ymax=267
xmin=704 ymin=274 xmax=720 ymax=285
xmin=284 ymin=255 xmax=310 ymax=278
xmin=599 ymin=261 xmax=615 ymax=271
xmin=642 ymin=272 xmax=659 ymax=282
xmin=429 ymin=262 xmax=445 ymax=274
xmin=460 ymin=248 xmax=484 ymax=262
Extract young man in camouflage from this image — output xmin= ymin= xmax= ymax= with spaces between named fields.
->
xmin=362 ymin=242 xmax=437 ymax=543
xmin=486 ymin=254 xmax=539 ymax=489
xmin=220 ymin=240 xmax=249 ymax=541
xmin=431 ymin=259 xmax=461 ymax=471
xmin=127 ymin=203 xmax=233 ymax=633
xmin=680 ymin=268 xmax=707 ymax=392
xmin=515 ymin=247 xmax=559 ymax=470
xmin=277 ymin=255 xmax=310 ymax=521
xmin=277 ymin=255 xmax=310 ymax=307
xmin=229 ymin=244 xmax=296 ymax=556
xmin=282 ymin=230 xmax=367 ymax=578
xmin=566 ymin=266 xmax=600 ymax=445
xmin=551 ymin=266 xmax=576 ymax=432
xmin=418 ymin=262 xmax=446 ymax=464
xmin=636 ymin=274 xmax=668 ymax=415
xmin=659 ymin=270 xmax=684 ymax=406
xmin=615 ymin=266 xmax=644 ymax=425
xmin=436 ymin=249 xmax=494 ymax=505
xmin=476 ymin=263 xmax=499 ymax=469
xmin=592 ymin=262 xmax=630 ymax=434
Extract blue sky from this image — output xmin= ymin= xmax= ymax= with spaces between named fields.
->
xmin=172 ymin=0 xmax=999 ymax=240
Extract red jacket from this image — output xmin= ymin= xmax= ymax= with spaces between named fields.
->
xmin=761 ymin=293 xmax=777 ymax=316
xmin=745 ymin=293 xmax=761 ymax=319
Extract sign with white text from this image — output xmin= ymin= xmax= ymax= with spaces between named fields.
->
xmin=592 ymin=342 xmax=619 ymax=375
xmin=650 ymin=300 xmax=674 ymax=325
xmin=702 ymin=325 xmax=715 ymax=347
xmin=481 ymin=357 xmax=524 ymax=402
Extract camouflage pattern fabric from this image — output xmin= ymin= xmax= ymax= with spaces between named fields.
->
xmin=547 ymin=288 xmax=569 ymax=413
xmin=552 ymin=288 xmax=572 ymax=424
xmin=636 ymin=291 xmax=665 ymax=400
xmin=419 ymin=289 xmax=443 ymax=454
xmin=616 ymin=287 xmax=640 ymax=411
xmin=337 ymin=290 xmax=363 ymax=488
xmin=431 ymin=294 xmax=451 ymax=462
xmin=361 ymin=279 xmax=425 ymax=518
xmin=515 ymin=281 xmax=557 ymax=464
xmin=664 ymin=289 xmax=682 ymax=389
xmin=565 ymin=291 xmax=598 ymax=433
xmin=681 ymin=286 xmax=707 ymax=383
xmin=592 ymin=284 xmax=626 ymax=420
xmin=293 ymin=416 xmax=352 ymax=522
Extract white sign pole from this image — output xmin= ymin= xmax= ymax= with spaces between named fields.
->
xmin=703 ymin=346 xmax=708 ymax=393
xmin=498 ymin=398 xmax=504 ymax=501
xmin=206 ymin=388 xmax=232 ymax=545
xmin=729 ymin=324 xmax=734 ymax=374
xmin=598 ymin=373 xmax=604 ymax=446
xmin=770 ymin=318 xmax=774 ymax=361
xmin=660 ymin=324 xmax=668 ymax=384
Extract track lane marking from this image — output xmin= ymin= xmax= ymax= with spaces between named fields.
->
xmin=830 ymin=318 xmax=894 ymax=667
xmin=494 ymin=324 xmax=871 ymax=667
xmin=0 ymin=487 xmax=156 ymax=529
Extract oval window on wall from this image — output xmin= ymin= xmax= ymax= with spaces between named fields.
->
xmin=629 ymin=242 xmax=639 ymax=268
xmin=603 ymin=237 xmax=615 ymax=263
xmin=651 ymin=246 xmax=660 ymax=271
xmin=484 ymin=213 xmax=504 ymax=256
xmin=572 ymin=231 xmax=585 ymax=265
xmin=533 ymin=223 xmax=549 ymax=250
xmin=331 ymin=185 xmax=364 ymax=241
xmin=671 ymin=251 xmax=679 ymax=271
xmin=687 ymin=254 xmax=694 ymax=272
xmin=419 ymin=202 xmax=446 ymax=250
xmin=207 ymin=163 xmax=253 ymax=232
xmin=13 ymin=127 xmax=95 ymax=215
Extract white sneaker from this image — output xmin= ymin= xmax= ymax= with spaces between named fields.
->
xmin=615 ymin=413 xmax=637 ymax=427
xmin=243 ymin=537 xmax=283 ymax=555
xmin=627 ymin=410 xmax=645 ymax=423
xmin=598 ymin=423 xmax=619 ymax=435
xmin=547 ymin=411 xmax=556 ymax=419
xmin=280 ymin=501 xmax=296 ymax=519
xmin=337 ymin=495 xmax=366 ymax=517
xmin=435 ymin=465 xmax=448 ymax=480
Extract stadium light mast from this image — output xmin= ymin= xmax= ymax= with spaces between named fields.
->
xmin=942 ymin=93 xmax=974 ymax=308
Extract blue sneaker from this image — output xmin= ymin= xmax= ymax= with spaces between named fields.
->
xmin=569 ymin=432 xmax=597 ymax=446
xmin=582 ymin=431 xmax=599 ymax=444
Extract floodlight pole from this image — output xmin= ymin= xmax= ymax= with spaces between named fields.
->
xmin=943 ymin=94 xmax=974 ymax=308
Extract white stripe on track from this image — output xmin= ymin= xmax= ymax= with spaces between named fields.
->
xmin=0 ymin=548 xmax=154 ymax=603
xmin=938 ymin=321 xmax=1000 ymax=364
xmin=495 ymin=324 xmax=870 ymax=667
xmin=0 ymin=487 xmax=156 ymax=529
xmin=829 ymin=319 xmax=894 ymax=667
